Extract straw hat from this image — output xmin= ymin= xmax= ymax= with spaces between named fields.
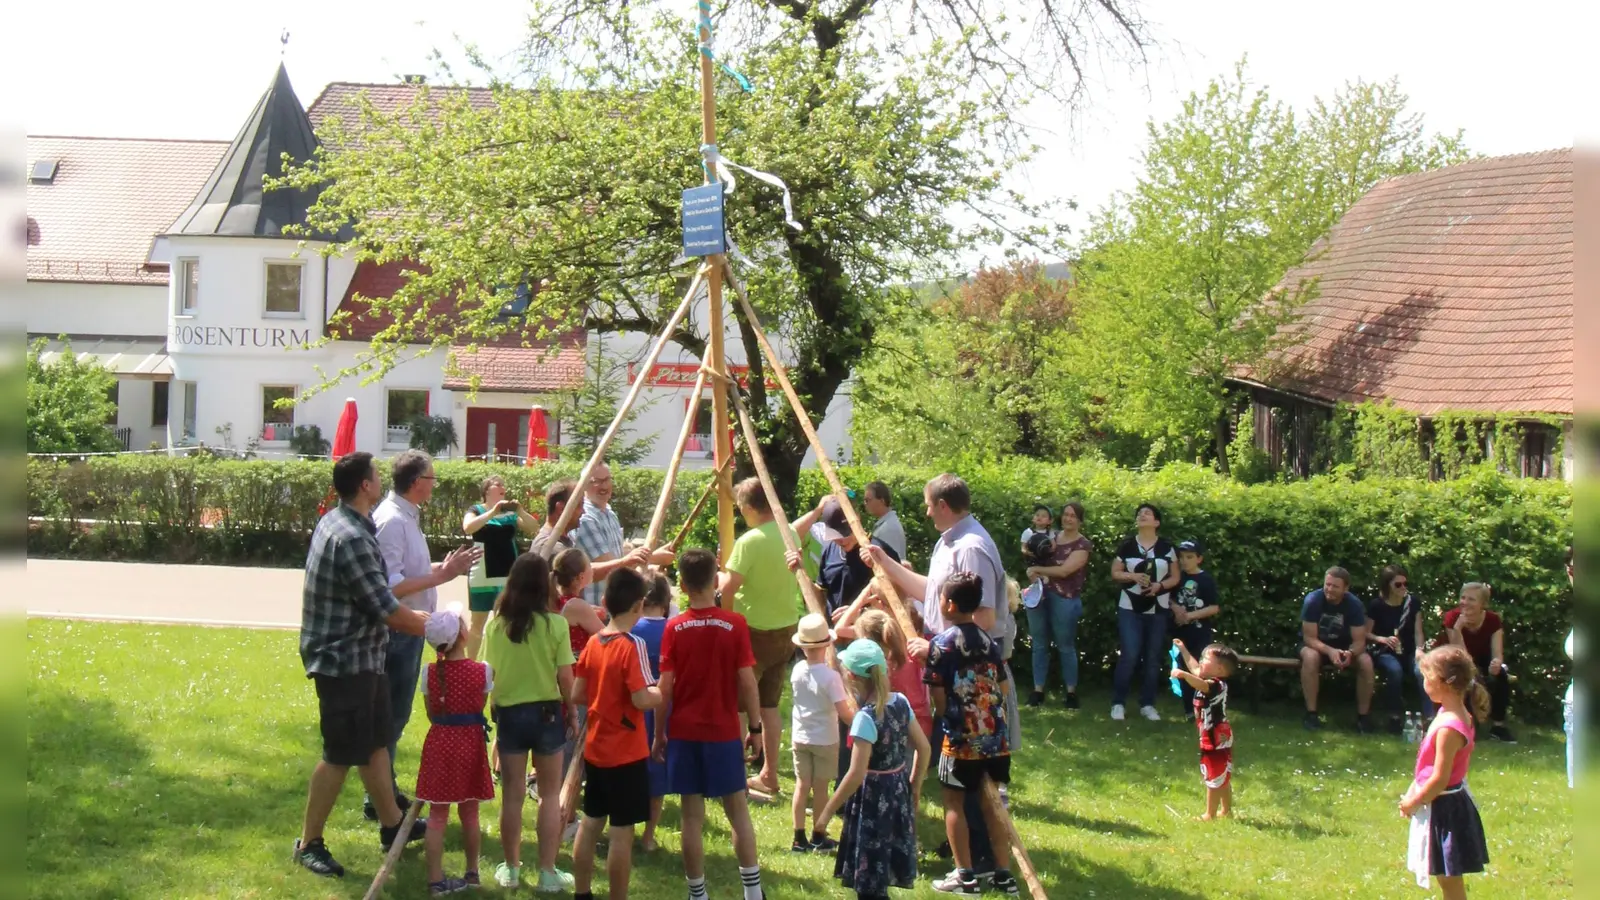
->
xmin=791 ymin=612 xmax=834 ymax=647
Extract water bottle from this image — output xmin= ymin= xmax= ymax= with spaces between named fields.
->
xmin=1403 ymin=712 xmax=1418 ymax=744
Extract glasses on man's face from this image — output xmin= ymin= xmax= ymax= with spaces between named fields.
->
xmin=1394 ymin=580 xmax=1407 ymax=589
xmin=418 ymin=474 xmax=436 ymax=481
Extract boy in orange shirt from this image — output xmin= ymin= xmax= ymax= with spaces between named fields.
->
xmin=570 ymin=568 xmax=663 ymax=900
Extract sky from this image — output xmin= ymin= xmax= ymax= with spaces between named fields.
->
xmin=11 ymin=0 xmax=1595 ymax=263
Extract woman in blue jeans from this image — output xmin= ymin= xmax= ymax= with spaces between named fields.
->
xmin=1023 ymin=501 xmax=1093 ymax=709
xmin=1108 ymin=504 xmax=1180 ymax=721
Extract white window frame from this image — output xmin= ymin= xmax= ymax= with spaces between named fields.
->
xmin=263 ymin=260 xmax=306 ymax=319
xmin=176 ymin=258 xmax=199 ymax=316
xmin=385 ymin=388 xmax=430 ymax=449
xmin=260 ymin=384 xmax=297 ymax=445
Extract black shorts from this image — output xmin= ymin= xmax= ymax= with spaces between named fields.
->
xmin=582 ymin=758 xmax=651 ymax=827
xmin=937 ymin=754 xmax=1011 ymax=793
xmin=312 ymin=672 xmax=392 ymax=768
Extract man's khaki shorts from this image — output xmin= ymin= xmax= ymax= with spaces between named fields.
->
xmin=749 ymin=624 xmax=798 ymax=708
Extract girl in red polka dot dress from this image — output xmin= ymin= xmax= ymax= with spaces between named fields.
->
xmin=416 ymin=609 xmax=497 ymax=895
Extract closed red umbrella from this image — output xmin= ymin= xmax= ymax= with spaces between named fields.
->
xmin=320 ymin=398 xmax=359 ymax=517
xmin=331 ymin=397 xmax=358 ymax=458
xmin=525 ymin=405 xmax=550 ymax=465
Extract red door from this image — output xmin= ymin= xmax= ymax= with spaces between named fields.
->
xmin=465 ymin=407 xmax=528 ymax=462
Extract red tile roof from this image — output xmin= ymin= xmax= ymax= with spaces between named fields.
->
xmin=444 ymin=343 xmax=586 ymax=393
xmin=306 ymin=82 xmax=498 ymax=138
xmin=1245 ymin=149 xmax=1572 ymax=417
xmin=26 ymin=136 xmax=227 ymax=285
xmin=333 ymin=259 xmax=585 ymax=392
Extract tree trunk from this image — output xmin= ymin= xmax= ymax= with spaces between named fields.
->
xmin=1213 ymin=405 xmax=1232 ymax=476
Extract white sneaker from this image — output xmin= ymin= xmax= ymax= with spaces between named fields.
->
xmin=1140 ymin=705 xmax=1161 ymax=721
xmin=1110 ymin=704 xmax=1126 ymax=721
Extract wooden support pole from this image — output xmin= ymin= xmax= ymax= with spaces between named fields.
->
xmin=644 ymin=369 xmax=708 ymax=548
xmin=361 ymin=799 xmax=423 ymax=900
xmin=666 ymin=454 xmax=734 ymax=553
xmin=722 ymin=266 xmax=917 ymax=639
xmin=728 ymin=266 xmax=1045 ymax=899
xmin=727 ymin=385 xmax=827 ymax=619
xmin=698 ymin=10 xmax=737 ymax=565
xmin=558 ymin=721 xmax=587 ymax=825
xmin=539 ymin=267 xmax=707 ymax=558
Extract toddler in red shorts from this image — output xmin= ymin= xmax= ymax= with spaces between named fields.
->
xmin=1171 ymin=640 xmax=1238 ymax=820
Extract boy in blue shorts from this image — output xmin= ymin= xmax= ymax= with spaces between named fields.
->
xmin=655 ymin=550 xmax=766 ymax=900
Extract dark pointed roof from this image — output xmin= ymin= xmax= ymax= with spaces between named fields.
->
xmin=166 ymin=64 xmax=347 ymax=240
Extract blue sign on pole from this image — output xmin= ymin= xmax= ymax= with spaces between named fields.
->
xmin=682 ymin=183 xmax=727 ymax=258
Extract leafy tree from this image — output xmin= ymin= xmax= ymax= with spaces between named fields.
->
xmin=853 ymin=262 xmax=1086 ymax=463
xmin=1057 ymin=62 xmax=1471 ymax=471
xmin=559 ymin=333 xmax=658 ymax=467
xmin=26 ymin=338 xmax=120 ymax=454
xmin=408 ymin=415 xmax=461 ymax=457
xmin=281 ymin=0 xmax=1147 ymax=497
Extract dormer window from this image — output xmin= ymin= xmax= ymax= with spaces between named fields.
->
xmin=265 ymin=262 xmax=304 ymax=317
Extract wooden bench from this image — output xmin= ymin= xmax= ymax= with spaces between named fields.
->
xmin=1234 ymin=654 xmax=1301 ymax=711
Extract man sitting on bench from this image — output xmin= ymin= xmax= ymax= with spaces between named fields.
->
xmin=1298 ymin=567 xmax=1375 ymax=734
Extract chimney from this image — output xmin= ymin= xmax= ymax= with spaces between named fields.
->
xmin=403 ymin=74 xmax=426 ymax=85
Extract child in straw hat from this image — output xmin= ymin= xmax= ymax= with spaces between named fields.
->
xmin=790 ymin=612 xmax=854 ymax=852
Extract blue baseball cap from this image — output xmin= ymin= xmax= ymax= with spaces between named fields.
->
xmin=838 ymin=639 xmax=886 ymax=677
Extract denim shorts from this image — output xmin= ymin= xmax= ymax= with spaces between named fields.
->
xmin=494 ymin=701 xmax=566 ymax=757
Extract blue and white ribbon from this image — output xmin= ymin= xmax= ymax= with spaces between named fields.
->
xmin=700 ymin=143 xmax=804 ymax=232
xmin=696 ymin=1 xmax=753 ymax=92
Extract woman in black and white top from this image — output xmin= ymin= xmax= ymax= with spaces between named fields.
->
xmin=1108 ymin=503 xmax=1180 ymax=721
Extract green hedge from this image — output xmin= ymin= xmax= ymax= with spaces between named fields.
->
xmin=27 ymin=456 xmax=1572 ymax=720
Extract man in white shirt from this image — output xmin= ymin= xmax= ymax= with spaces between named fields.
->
xmin=367 ymin=450 xmax=477 ymax=818
xmin=864 ymin=480 xmax=907 ymax=560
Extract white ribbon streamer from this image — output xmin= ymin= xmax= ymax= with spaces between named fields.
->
xmin=700 ymin=144 xmax=804 ymax=232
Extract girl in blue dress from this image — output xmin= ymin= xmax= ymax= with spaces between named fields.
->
xmin=817 ymin=640 xmax=933 ymax=900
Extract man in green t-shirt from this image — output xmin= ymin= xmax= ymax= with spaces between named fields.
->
xmin=718 ymin=477 xmax=801 ymax=795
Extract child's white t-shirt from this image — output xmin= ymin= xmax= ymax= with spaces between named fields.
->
xmin=790 ymin=659 xmax=847 ymax=746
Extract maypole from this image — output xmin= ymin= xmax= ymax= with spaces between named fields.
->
xmin=697 ymin=0 xmax=738 ymax=562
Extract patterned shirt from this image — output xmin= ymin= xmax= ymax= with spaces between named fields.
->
xmin=925 ymin=622 xmax=1010 ymax=760
xmin=1193 ymin=678 xmax=1231 ymax=751
xmin=573 ymin=497 xmax=625 ymax=606
xmin=300 ymin=504 xmax=403 ymax=677
xmin=374 ymin=492 xmax=436 ymax=613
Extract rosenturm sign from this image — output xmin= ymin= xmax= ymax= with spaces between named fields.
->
xmin=172 ymin=325 xmax=312 ymax=349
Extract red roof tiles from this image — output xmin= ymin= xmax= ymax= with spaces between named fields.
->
xmin=26 ymin=136 xmax=227 ymax=285
xmin=334 ymin=259 xmax=585 ymax=392
xmin=1248 ymin=149 xmax=1573 ymax=417
xmin=306 ymin=82 xmax=498 ymax=137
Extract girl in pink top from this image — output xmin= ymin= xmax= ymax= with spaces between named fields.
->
xmin=1401 ymin=645 xmax=1490 ymax=898
xmin=854 ymin=609 xmax=934 ymax=738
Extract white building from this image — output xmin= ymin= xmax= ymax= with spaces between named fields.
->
xmin=18 ymin=66 xmax=851 ymax=467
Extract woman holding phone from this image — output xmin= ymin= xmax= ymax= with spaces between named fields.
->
xmin=463 ymin=475 xmax=539 ymax=658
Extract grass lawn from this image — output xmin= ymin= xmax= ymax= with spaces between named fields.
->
xmin=28 ymin=619 xmax=1572 ymax=899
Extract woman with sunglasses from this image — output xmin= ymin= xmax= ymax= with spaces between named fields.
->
xmin=1366 ymin=564 xmax=1432 ymax=733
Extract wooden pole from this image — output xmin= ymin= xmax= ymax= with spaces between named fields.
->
xmin=558 ymin=721 xmax=587 ymax=824
xmin=698 ymin=11 xmax=737 ymax=565
xmin=644 ymin=369 xmax=708 ymax=548
xmin=728 ymin=265 xmax=1045 ymax=899
xmin=727 ymin=386 xmax=827 ymax=619
xmin=666 ymin=454 xmax=734 ymax=553
xmin=539 ymin=267 xmax=707 ymax=558
xmin=722 ymin=266 xmax=917 ymax=639
xmin=361 ymin=799 xmax=423 ymax=900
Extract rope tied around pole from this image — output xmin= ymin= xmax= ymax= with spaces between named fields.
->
xmin=696 ymin=1 xmax=754 ymax=92
xmin=699 ymin=143 xmax=804 ymax=232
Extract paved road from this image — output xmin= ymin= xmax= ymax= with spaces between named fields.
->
xmin=23 ymin=559 xmax=472 ymax=629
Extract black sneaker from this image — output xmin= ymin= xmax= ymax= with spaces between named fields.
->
xmin=1387 ymin=715 xmax=1404 ymax=735
xmin=364 ymin=793 xmax=411 ymax=822
xmin=990 ymin=870 xmax=1020 ymax=896
xmin=810 ymin=835 xmax=838 ymax=853
xmin=1026 ymin=691 xmax=1044 ymax=707
xmin=1063 ymin=692 xmax=1080 ymax=710
xmin=379 ymin=816 xmax=429 ymax=850
xmin=935 ymin=839 xmax=953 ymax=859
xmin=1355 ymin=715 xmax=1374 ymax=735
xmin=1303 ymin=712 xmax=1323 ymax=731
xmin=294 ymin=838 xmax=346 ymax=878
xmin=1490 ymin=725 xmax=1518 ymax=744
xmin=791 ymin=838 xmax=811 ymax=853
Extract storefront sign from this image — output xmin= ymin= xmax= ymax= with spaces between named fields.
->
xmin=627 ymin=361 xmax=774 ymax=390
xmin=172 ymin=324 xmax=312 ymax=350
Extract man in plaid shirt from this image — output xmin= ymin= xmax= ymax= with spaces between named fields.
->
xmin=572 ymin=461 xmax=672 ymax=604
xmin=294 ymin=452 xmax=434 ymax=880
